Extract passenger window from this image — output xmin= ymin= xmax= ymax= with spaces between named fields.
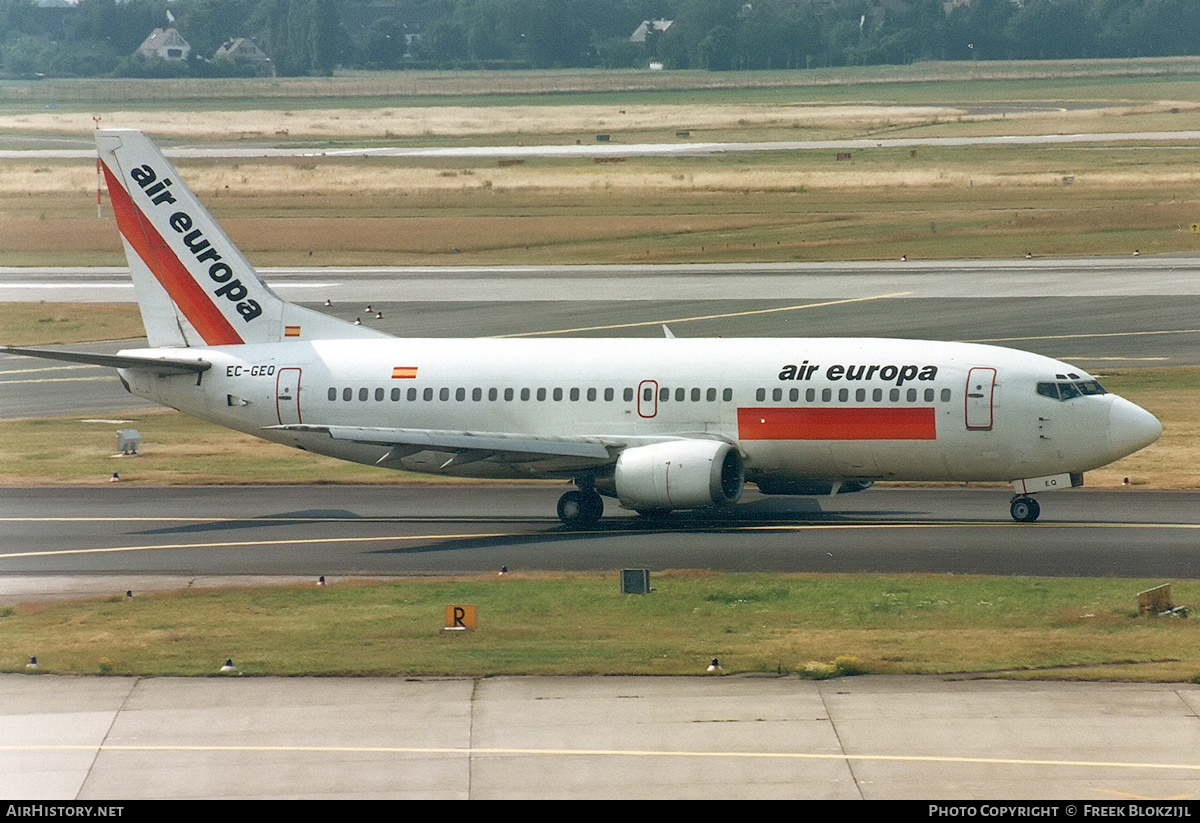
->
xmin=472 ymin=388 xmax=482 ymax=401
xmin=537 ymin=388 xmax=547 ymax=401
xmin=676 ymin=388 xmax=686 ymax=402
xmin=772 ymin=388 xmax=782 ymax=402
xmin=707 ymin=388 xmax=716 ymax=402
xmin=756 ymin=388 xmax=765 ymax=402
xmin=424 ymin=388 xmax=434 ymax=401
xmin=587 ymin=388 xmax=596 ymax=401
xmin=521 ymin=388 xmax=531 ymax=401
xmin=343 ymin=388 xmax=352 ymax=401
xmin=924 ymin=388 xmax=934 ymax=402
xmin=391 ymin=388 xmax=401 ymax=401
xmin=328 ymin=388 xmax=337 ymax=401
xmin=408 ymin=388 xmax=418 ymax=401
xmin=806 ymin=388 xmax=815 ymax=402
xmin=553 ymin=388 xmax=563 ymax=401
xmin=838 ymin=388 xmax=848 ymax=402
xmin=872 ymin=388 xmax=882 ymax=402
xmin=723 ymin=388 xmax=733 ymax=401
xmin=855 ymin=388 xmax=865 ymax=402
xmin=906 ymin=388 xmax=917 ymax=402
xmin=889 ymin=388 xmax=900 ymax=402
xmin=821 ymin=388 xmax=831 ymax=402
xmin=789 ymin=388 xmax=799 ymax=402
xmin=691 ymin=388 xmax=701 ymax=402
xmin=604 ymin=388 xmax=614 ymax=401
xmin=440 ymin=388 xmax=450 ymax=401
xmin=375 ymin=388 xmax=384 ymax=401
xmin=504 ymin=388 xmax=514 ymax=401
xmin=660 ymin=387 xmax=669 ymax=402
xmin=359 ymin=388 xmax=369 ymax=401
xmin=624 ymin=388 xmax=634 ymax=402
xmin=940 ymin=388 xmax=951 ymax=402
xmin=488 ymin=388 xmax=497 ymax=401
xmin=456 ymin=388 xmax=466 ymax=401
xmin=570 ymin=388 xmax=579 ymax=401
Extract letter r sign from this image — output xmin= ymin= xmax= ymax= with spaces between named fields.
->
xmin=444 ymin=604 xmax=477 ymax=631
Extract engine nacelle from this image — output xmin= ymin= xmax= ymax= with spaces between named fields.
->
xmin=609 ymin=440 xmax=744 ymax=511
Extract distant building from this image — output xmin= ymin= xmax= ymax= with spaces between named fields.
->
xmin=214 ymin=37 xmax=272 ymax=74
xmin=630 ymin=19 xmax=672 ymax=44
xmin=137 ymin=28 xmax=190 ymax=61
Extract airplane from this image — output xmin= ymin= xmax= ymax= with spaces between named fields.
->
xmin=1 ymin=129 xmax=1163 ymax=527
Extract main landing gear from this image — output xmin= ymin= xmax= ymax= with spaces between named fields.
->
xmin=1010 ymin=495 xmax=1041 ymax=523
xmin=557 ymin=483 xmax=604 ymax=528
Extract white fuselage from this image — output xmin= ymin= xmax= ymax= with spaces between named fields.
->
xmin=118 ymin=336 xmax=1161 ymax=487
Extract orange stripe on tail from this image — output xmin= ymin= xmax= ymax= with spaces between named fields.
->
xmin=103 ymin=161 xmax=244 ymax=346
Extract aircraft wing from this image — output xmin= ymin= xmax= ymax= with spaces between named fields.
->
xmin=269 ymin=424 xmax=703 ymax=472
xmin=0 ymin=346 xmax=211 ymax=376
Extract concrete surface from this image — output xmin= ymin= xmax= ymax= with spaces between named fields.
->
xmin=3 ymin=673 xmax=1198 ymax=799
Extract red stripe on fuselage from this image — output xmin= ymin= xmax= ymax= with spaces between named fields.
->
xmin=737 ymin=407 xmax=936 ymax=440
xmin=102 ymin=161 xmax=244 ymax=346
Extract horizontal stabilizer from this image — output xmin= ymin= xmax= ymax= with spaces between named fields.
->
xmin=0 ymin=345 xmax=211 ymax=375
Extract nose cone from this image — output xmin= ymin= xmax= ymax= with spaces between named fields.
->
xmin=1107 ymin=397 xmax=1162 ymax=461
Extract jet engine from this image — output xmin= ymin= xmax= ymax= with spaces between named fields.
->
xmin=606 ymin=440 xmax=744 ymax=512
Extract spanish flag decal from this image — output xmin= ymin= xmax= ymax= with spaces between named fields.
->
xmin=392 ymin=366 xmax=418 ymax=379
xmin=284 ymin=326 xmax=301 ymax=337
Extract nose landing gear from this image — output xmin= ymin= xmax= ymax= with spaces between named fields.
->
xmin=1010 ymin=495 xmax=1041 ymax=523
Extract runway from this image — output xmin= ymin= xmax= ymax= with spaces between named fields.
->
xmin=2 ymin=485 xmax=1197 ymax=585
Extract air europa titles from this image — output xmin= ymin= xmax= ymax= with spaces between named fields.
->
xmin=779 ymin=360 xmax=938 ymax=386
xmin=129 ymin=164 xmax=262 ymax=323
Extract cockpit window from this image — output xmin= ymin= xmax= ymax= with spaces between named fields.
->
xmin=1037 ymin=379 xmax=1107 ymax=402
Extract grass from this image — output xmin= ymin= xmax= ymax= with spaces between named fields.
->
xmin=3 ymin=572 xmax=1198 ymax=679
xmin=4 ymin=143 xmax=1200 ymax=267
xmin=0 ymin=302 xmax=144 ymax=346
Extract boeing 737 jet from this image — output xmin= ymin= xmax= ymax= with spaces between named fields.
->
xmin=1 ymin=130 xmax=1163 ymax=526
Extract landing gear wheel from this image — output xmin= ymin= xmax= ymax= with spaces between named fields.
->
xmin=557 ymin=490 xmax=603 ymax=528
xmin=1010 ymin=496 xmax=1041 ymax=523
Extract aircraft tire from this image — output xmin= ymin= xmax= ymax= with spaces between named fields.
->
xmin=1010 ymin=496 xmax=1041 ymax=523
xmin=558 ymin=490 xmax=603 ymax=528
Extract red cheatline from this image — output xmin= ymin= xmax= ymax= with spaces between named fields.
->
xmin=737 ymin=407 xmax=936 ymax=440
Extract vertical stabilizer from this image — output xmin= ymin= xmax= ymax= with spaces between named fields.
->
xmin=96 ymin=129 xmax=388 ymax=347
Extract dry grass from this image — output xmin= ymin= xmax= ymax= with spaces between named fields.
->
xmin=5 ymin=139 xmax=1200 ymax=268
xmin=1088 ymin=369 xmax=1200 ymax=489
xmin=0 ymin=103 xmax=975 ymax=141
xmin=0 ymin=302 xmax=143 ymax=346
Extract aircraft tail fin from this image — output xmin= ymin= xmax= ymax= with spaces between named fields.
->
xmin=96 ymin=129 xmax=388 ymax=348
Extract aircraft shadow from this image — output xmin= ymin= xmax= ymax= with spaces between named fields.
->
xmin=133 ymin=509 xmax=364 ymax=536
